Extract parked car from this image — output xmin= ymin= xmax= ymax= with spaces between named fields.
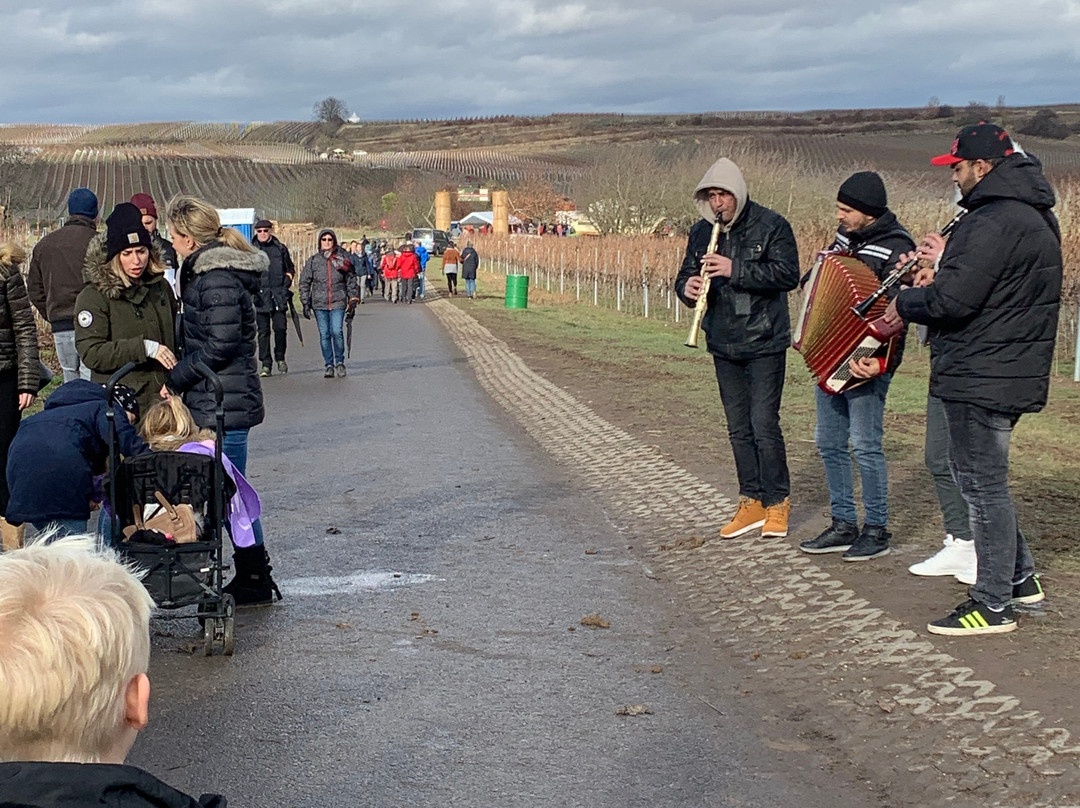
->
xmin=410 ymin=228 xmax=450 ymax=256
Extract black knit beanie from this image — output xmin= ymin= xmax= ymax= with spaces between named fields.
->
xmin=106 ymin=203 xmax=153 ymax=261
xmin=837 ymin=172 xmax=887 ymax=218
xmin=107 ymin=383 xmax=140 ymax=419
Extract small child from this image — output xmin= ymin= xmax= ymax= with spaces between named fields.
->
xmin=139 ymin=397 xmax=276 ymax=604
xmin=0 ymin=534 xmax=226 ymax=805
xmin=5 ymin=380 xmax=146 ymax=538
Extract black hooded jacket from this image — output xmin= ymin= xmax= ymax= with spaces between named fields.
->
xmin=0 ymin=761 xmax=224 ymax=807
xmin=895 ymin=154 xmax=1062 ymax=414
xmin=167 ymin=241 xmax=268 ymax=431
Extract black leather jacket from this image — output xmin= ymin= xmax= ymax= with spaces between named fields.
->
xmin=676 ymin=200 xmax=800 ymax=360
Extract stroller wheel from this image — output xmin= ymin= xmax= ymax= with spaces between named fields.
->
xmin=203 ymin=619 xmax=215 ymax=657
xmin=223 ymin=595 xmax=236 ymax=656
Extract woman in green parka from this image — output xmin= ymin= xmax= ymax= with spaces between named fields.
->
xmin=75 ymin=203 xmax=177 ymax=420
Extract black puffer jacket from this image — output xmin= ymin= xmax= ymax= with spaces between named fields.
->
xmin=676 ymin=201 xmax=800 ymax=360
xmin=0 ymin=249 xmax=41 ymax=393
xmin=895 ymin=154 xmax=1062 ymax=414
xmin=251 ymin=234 xmax=296 ymax=313
xmin=167 ymin=241 xmax=268 ymax=430
xmin=0 ymin=761 xmax=224 ymax=807
xmin=825 ymin=210 xmax=915 ymax=373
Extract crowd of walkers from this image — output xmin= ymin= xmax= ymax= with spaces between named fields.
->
xmin=0 ymin=189 xmax=485 ymax=608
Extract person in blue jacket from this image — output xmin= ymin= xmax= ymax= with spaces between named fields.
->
xmin=413 ymin=241 xmax=430 ymax=299
xmin=5 ymin=380 xmax=146 ymax=535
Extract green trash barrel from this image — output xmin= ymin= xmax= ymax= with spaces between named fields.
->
xmin=505 ymin=274 xmax=529 ymax=309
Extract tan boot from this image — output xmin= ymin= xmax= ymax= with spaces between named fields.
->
xmin=762 ymin=498 xmax=791 ymax=538
xmin=720 ymin=497 xmax=766 ymax=539
xmin=1 ymin=518 xmax=24 ymax=552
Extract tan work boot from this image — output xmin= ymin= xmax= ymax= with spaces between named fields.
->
xmin=1 ymin=517 xmax=24 ymax=552
xmin=720 ymin=497 xmax=766 ymax=539
xmin=762 ymin=498 xmax=791 ymax=538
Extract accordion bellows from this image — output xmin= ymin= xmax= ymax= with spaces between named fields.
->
xmin=793 ymin=253 xmax=899 ymax=394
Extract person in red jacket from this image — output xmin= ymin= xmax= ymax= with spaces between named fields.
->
xmin=381 ymin=246 xmax=400 ymax=303
xmin=397 ymin=244 xmax=421 ymax=305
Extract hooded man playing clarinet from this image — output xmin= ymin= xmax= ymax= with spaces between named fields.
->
xmin=798 ymin=172 xmax=915 ymax=561
xmin=676 ymin=158 xmax=800 ymax=541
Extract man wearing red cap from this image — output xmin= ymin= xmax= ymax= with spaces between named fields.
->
xmin=885 ymin=123 xmax=1062 ymax=635
xmin=130 ymin=194 xmax=178 ymax=287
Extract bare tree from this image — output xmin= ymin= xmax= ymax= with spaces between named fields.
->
xmin=313 ymin=97 xmax=348 ymax=124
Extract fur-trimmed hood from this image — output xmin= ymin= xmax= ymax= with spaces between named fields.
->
xmin=183 ymin=241 xmax=270 ymax=294
xmin=83 ymin=231 xmax=166 ymax=300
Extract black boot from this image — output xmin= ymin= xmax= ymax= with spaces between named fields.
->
xmin=799 ymin=517 xmax=859 ymax=554
xmin=842 ymin=524 xmax=892 ymax=562
xmin=224 ymin=545 xmax=283 ymax=607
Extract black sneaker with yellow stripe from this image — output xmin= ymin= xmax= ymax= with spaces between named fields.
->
xmin=928 ymin=599 xmax=1017 ymax=636
xmin=1013 ymin=573 xmax=1045 ymax=605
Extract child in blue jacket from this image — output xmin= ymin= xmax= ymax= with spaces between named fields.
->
xmin=6 ymin=380 xmax=147 ymax=535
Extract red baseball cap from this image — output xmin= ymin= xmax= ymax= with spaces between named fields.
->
xmin=931 ymin=122 xmax=1016 ymax=166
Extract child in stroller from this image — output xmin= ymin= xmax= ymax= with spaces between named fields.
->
xmin=139 ymin=396 xmax=280 ymax=604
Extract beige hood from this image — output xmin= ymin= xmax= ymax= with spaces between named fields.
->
xmin=692 ymin=158 xmax=749 ymax=232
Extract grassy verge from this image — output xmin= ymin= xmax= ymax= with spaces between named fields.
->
xmin=457 ymin=269 xmax=1080 ymax=576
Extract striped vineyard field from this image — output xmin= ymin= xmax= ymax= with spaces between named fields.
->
xmin=360 ymin=148 xmax=587 ymax=187
xmin=4 ymin=159 xmax=398 ymax=222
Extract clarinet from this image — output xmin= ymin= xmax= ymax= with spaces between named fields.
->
xmin=851 ymin=209 xmax=967 ymax=318
xmin=684 ymin=215 xmax=724 ymax=348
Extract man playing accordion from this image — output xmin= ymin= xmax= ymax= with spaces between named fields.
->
xmin=798 ymin=173 xmax=915 ymax=561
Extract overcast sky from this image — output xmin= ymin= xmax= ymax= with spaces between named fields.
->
xmin=1 ymin=0 xmax=1077 ymax=124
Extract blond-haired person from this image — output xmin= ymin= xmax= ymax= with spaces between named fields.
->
xmin=0 ymin=535 xmax=226 ymax=806
xmin=165 ymin=195 xmax=279 ymax=607
xmin=75 ymin=203 xmax=178 ymax=420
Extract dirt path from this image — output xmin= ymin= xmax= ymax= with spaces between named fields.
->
xmin=429 ymin=294 xmax=1080 ymax=808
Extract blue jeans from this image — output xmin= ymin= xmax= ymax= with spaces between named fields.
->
xmin=32 ymin=518 xmax=88 ymax=538
xmin=314 ymin=308 xmax=345 ymax=367
xmin=944 ymin=401 xmax=1033 ymax=609
xmin=465 ymin=278 xmax=477 ymax=297
xmin=222 ymin=429 xmax=264 ymax=547
xmin=712 ymin=352 xmax=790 ymax=507
xmin=418 ymin=271 xmax=426 ymax=297
xmin=53 ymin=329 xmax=90 ymax=383
xmin=814 ymin=374 xmax=891 ymax=526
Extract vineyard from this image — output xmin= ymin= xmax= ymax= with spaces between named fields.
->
xmin=360 ymin=148 xmax=586 ymax=186
xmin=1 ymin=160 xmax=403 ymax=222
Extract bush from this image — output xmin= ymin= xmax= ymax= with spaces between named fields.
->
xmin=1018 ymin=109 xmax=1071 ymax=140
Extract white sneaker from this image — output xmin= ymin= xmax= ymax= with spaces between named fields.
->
xmin=955 ymin=568 xmax=977 ymax=586
xmin=909 ymin=535 xmax=977 ymax=578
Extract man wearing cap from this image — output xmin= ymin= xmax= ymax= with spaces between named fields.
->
xmin=799 ymin=172 xmax=915 ymax=562
xmin=27 ymin=188 xmax=99 ymax=382
xmin=130 ymin=193 xmax=178 ymax=280
xmin=675 ymin=157 xmax=800 ymax=541
xmin=885 ymin=123 xmax=1062 ymax=635
xmin=250 ymin=219 xmax=296 ymax=376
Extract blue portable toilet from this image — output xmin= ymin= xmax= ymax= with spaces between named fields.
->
xmin=217 ymin=208 xmax=257 ymax=240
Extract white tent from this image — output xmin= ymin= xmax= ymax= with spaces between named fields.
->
xmin=459 ymin=211 xmax=523 ymax=227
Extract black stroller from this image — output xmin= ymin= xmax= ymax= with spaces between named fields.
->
xmin=104 ymin=361 xmax=236 ymax=656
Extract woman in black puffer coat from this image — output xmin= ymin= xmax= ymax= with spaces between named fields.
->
xmin=0 ymin=242 xmax=41 ymax=550
xmin=165 ymin=195 xmax=280 ymax=606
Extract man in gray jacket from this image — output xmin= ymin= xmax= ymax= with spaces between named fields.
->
xmin=27 ymin=188 xmax=98 ymax=382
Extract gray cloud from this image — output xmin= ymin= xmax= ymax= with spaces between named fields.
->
xmin=0 ymin=0 xmax=1076 ymax=123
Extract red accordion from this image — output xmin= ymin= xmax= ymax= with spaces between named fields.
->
xmin=792 ymin=252 xmax=903 ymax=394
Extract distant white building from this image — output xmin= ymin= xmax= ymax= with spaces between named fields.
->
xmin=347 ymin=113 xmax=361 ymax=123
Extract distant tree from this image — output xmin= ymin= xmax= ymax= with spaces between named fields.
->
xmin=381 ymin=192 xmax=397 ymax=213
xmin=508 ymin=180 xmax=574 ymax=224
xmin=956 ymin=101 xmax=993 ymax=126
xmin=1018 ymin=109 xmax=1071 ymax=140
xmin=313 ymin=97 xmax=348 ymax=125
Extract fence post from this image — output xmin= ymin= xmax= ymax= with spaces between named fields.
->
xmin=560 ymin=251 xmax=565 ymax=294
